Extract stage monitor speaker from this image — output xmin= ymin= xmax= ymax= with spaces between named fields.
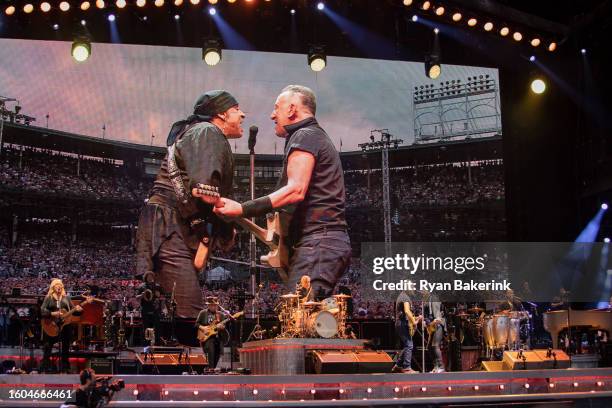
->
xmin=89 ymin=358 xmax=113 ymax=374
xmin=309 ymin=350 xmax=393 ymax=374
xmin=116 ymin=359 xmax=139 ymax=374
xmin=502 ymin=351 xmax=543 ymax=370
xmin=136 ymin=353 xmax=208 ymax=374
xmin=532 ymin=349 xmax=570 ymax=369
xmin=481 ymin=360 xmax=507 ymax=372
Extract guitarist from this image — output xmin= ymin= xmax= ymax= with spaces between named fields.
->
xmin=393 ymin=290 xmax=422 ymax=373
xmin=195 ymin=296 xmax=225 ymax=369
xmin=135 ymin=90 xmax=243 ymax=319
xmin=421 ymin=290 xmax=446 ymax=373
xmin=40 ymin=279 xmax=82 ymax=373
xmin=214 ymin=85 xmax=351 ymax=300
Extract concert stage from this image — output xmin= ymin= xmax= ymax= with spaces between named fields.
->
xmin=1 ymin=368 xmax=612 ymax=407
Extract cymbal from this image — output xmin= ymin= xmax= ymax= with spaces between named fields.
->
xmin=333 ymin=294 xmax=352 ymax=299
xmin=468 ymin=307 xmax=484 ymax=313
xmin=303 ymin=301 xmax=321 ymax=307
xmin=281 ymin=294 xmax=299 ymax=299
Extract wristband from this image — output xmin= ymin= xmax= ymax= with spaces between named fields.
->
xmin=241 ymin=196 xmax=273 ymax=218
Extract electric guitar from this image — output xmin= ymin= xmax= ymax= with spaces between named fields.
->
xmin=197 ymin=311 xmax=244 ymax=343
xmin=41 ymin=296 xmax=94 ymax=337
xmin=191 ymin=184 xmax=290 ymax=281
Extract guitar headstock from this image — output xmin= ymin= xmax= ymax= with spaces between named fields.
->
xmin=192 ymin=184 xmax=220 ymax=205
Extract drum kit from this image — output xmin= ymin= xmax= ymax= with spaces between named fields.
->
xmin=277 ymin=293 xmax=352 ymax=338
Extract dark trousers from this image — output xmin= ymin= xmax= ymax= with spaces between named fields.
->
xmin=202 ymin=337 xmax=221 ymax=369
xmin=287 ymin=230 xmax=351 ymax=300
xmin=41 ymin=328 xmax=71 ymax=372
xmin=396 ymin=320 xmax=413 ymax=369
xmin=142 ymin=312 xmax=160 ymax=344
xmin=430 ymin=324 xmax=444 ymax=369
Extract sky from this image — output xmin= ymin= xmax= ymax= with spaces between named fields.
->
xmin=0 ymin=38 xmax=500 ymax=153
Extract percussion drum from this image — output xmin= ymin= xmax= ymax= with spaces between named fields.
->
xmin=321 ymin=297 xmax=339 ymax=314
xmin=305 ymin=311 xmax=337 ymax=338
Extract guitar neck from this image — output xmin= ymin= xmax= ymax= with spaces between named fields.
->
xmin=234 ymin=218 xmax=271 ymax=244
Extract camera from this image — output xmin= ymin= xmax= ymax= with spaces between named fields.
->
xmin=75 ymin=369 xmax=125 ymax=408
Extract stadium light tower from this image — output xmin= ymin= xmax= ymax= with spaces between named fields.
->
xmin=358 ymin=129 xmax=403 ymax=245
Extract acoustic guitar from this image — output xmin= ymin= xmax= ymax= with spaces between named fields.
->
xmin=41 ymin=296 xmax=94 ymax=337
xmin=197 ymin=311 xmax=244 ymax=343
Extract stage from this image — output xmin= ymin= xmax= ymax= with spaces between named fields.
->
xmin=1 ymin=368 xmax=612 ymax=406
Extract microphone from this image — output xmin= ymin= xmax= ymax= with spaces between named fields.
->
xmin=248 ymin=125 xmax=258 ymax=152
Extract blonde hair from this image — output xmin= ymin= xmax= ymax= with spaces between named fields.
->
xmin=47 ymin=278 xmax=66 ymax=298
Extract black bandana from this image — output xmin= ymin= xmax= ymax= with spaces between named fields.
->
xmin=166 ymin=90 xmax=238 ymax=146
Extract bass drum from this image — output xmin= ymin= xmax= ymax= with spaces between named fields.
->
xmin=305 ymin=311 xmax=337 ymax=338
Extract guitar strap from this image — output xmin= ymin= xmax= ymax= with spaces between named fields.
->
xmin=167 ymin=142 xmax=189 ymax=207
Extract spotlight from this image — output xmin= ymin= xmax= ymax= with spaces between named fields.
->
xmin=422 ymin=1 xmax=431 ymax=11
xmin=174 ymin=14 xmax=180 ymax=20
xmin=208 ymin=0 xmax=217 ymax=3
xmin=154 ymin=0 xmax=164 ymax=6
xmin=403 ymin=0 xmax=413 ymax=5
xmin=81 ymin=19 xmax=87 ymax=25
xmin=41 ymin=2 xmax=51 ymax=12
xmin=107 ymin=13 xmax=116 ymax=21
xmin=191 ymin=0 xmax=200 ymax=3
xmin=116 ymin=0 xmax=126 ymax=7
xmin=317 ymin=2 xmax=324 ymax=11
xmin=530 ymin=78 xmax=546 ymax=94
xmin=548 ymin=42 xmax=557 ymax=52
xmin=602 ymin=203 xmax=609 ymax=210
xmin=53 ymin=23 xmax=59 ymax=30
xmin=81 ymin=1 xmax=91 ymax=10
xmin=290 ymin=8 xmax=295 ymax=14
xmin=202 ymin=38 xmax=222 ymax=66
xmin=59 ymin=1 xmax=70 ymax=11
xmin=434 ymin=27 xmax=439 ymax=34
xmin=23 ymin=4 xmax=34 ymax=13
xmin=529 ymin=55 xmax=535 ymax=62
xmin=308 ymin=46 xmax=326 ymax=72
xmin=467 ymin=18 xmax=477 ymax=27
xmin=208 ymin=6 xmax=215 ymax=15
xmin=96 ymin=0 xmax=105 ymax=8
xmin=452 ymin=12 xmax=462 ymax=21
xmin=484 ymin=22 xmax=493 ymax=31
xmin=425 ymin=57 xmax=441 ymax=79
xmin=412 ymin=14 xmax=418 ymax=22
xmin=435 ymin=6 xmax=444 ymax=15
xmin=500 ymin=26 xmax=509 ymax=36
xmin=5 ymin=5 xmax=16 ymax=15
xmin=581 ymin=48 xmax=586 ymax=55
xmin=531 ymin=38 xmax=541 ymax=47
xmin=136 ymin=0 xmax=145 ymax=6
xmin=513 ymin=32 xmax=522 ymax=41
xmin=72 ymin=38 xmax=91 ymax=62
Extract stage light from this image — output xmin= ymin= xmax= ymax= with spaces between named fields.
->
xmin=529 ymin=55 xmax=535 ymax=62
xmin=310 ymin=389 xmax=316 ymax=394
xmin=53 ymin=23 xmax=59 ymax=30
xmin=467 ymin=18 xmax=477 ymax=27
xmin=421 ymin=387 xmax=427 ymax=392
xmin=193 ymin=390 xmax=199 ymax=396
xmin=597 ymin=381 xmax=604 ymax=386
xmin=573 ymin=382 xmax=579 ymax=388
xmin=5 ymin=5 xmax=16 ymax=15
xmin=202 ymin=39 xmax=222 ymax=66
xmin=208 ymin=0 xmax=217 ymax=4
xmin=422 ymin=1 xmax=431 ymax=11
xmin=23 ymin=4 xmax=34 ymax=13
xmin=531 ymin=79 xmax=546 ymax=94
xmin=434 ymin=27 xmax=439 ymax=34
xmin=339 ymin=389 xmax=345 ymax=394
xmin=190 ymin=0 xmax=200 ymax=3
xmin=602 ymin=203 xmax=608 ymax=210
xmin=425 ymin=60 xmax=440 ymax=79
xmin=308 ymin=46 xmax=326 ymax=72
xmin=72 ymin=39 xmax=91 ymax=62
xmin=136 ymin=0 xmax=145 ymax=6
xmin=581 ymin=48 xmax=586 ymax=55
xmin=317 ymin=2 xmax=324 ymax=10
xmin=531 ymin=38 xmax=541 ymax=47
xmin=604 ymin=238 xmax=610 ymax=243
xmin=133 ymin=390 xmax=139 ymax=396
xmin=223 ymin=390 xmax=229 ymax=396
xmin=41 ymin=2 xmax=51 ymax=12
xmin=549 ymin=383 xmax=555 ymax=388
xmin=452 ymin=12 xmax=461 ymax=21
xmin=524 ymin=383 xmax=530 ymax=389
xmin=155 ymin=0 xmax=164 ymax=6
xmin=174 ymin=0 xmax=183 ymax=4
xmin=96 ymin=0 xmax=105 ymax=9
xmin=500 ymin=26 xmax=509 ymax=36
xmin=174 ymin=14 xmax=180 ymax=20
xmin=548 ymin=42 xmax=557 ymax=51
xmin=116 ymin=0 xmax=126 ymax=8
xmin=473 ymin=385 xmax=479 ymax=391
xmin=435 ymin=6 xmax=444 ymax=15
xmin=252 ymin=389 xmax=258 ymax=395
xmin=513 ymin=31 xmax=522 ymax=41
xmin=484 ymin=22 xmax=493 ymax=31
xmin=164 ymin=390 xmax=169 ymax=396
xmin=290 ymin=9 xmax=295 ymax=14
xmin=81 ymin=1 xmax=90 ymax=10
xmin=208 ymin=6 xmax=215 ymax=15
xmin=412 ymin=15 xmax=418 ymax=22
xmin=81 ymin=19 xmax=87 ymax=25
xmin=227 ymin=0 xmax=236 ymax=2
xmin=142 ymin=15 xmax=147 ymax=20
xmin=499 ymin=384 xmax=505 ymax=390
xmin=108 ymin=13 xmax=115 ymax=21
xmin=403 ymin=0 xmax=413 ymax=5
xmin=447 ymin=386 xmax=452 ymax=391
xmin=366 ymin=388 xmax=372 ymax=394
xmin=393 ymin=387 xmax=400 ymax=393
xmin=59 ymin=1 xmax=70 ymax=11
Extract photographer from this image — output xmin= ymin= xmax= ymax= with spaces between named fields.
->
xmin=73 ymin=368 xmax=124 ymax=408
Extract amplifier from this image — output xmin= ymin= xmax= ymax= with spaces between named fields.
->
xmin=89 ymin=358 xmax=113 ymax=374
xmin=503 ymin=351 xmax=543 ymax=370
xmin=136 ymin=353 xmax=208 ymax=374
xmin=309 ymin=350 xmax=393 ymax=374
xmin=533 ymin=349 xmax=570 ymax=369
xmin=116 ymin=359 xmax=139 ymax=374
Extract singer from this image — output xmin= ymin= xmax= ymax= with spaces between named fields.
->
xmin=135 ymin=90 xmax=244 ymax=318
xmin=214 ymin=85 xmax=351 ymax=299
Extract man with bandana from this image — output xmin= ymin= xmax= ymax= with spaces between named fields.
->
xmin=135 ymin=90 xmax=244 ymax=319
xmin=214 ymin=85 xmax=351 ymax=300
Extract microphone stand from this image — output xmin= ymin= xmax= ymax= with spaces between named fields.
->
xmin=248 ymin=128 xmax=258 ymax=319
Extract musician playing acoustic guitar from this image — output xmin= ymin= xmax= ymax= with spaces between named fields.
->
xmin=40 ymin=279 xmax=82 ymax=373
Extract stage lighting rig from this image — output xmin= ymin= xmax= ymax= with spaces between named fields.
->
xmin=425 ymin=30 xmax=441 ymax=79
xmin=71 ymin=29 xmax=92 ymax=63
xmin=202 ymin=38 xmax=222 ymax=66
xmin=530 ymin=78 xmax=546 ymax=94
xmin=308 ymin=46 xmax=326 ymax=72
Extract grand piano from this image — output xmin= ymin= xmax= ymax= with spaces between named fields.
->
xmin=543 ymin=309 xmax=612 ymax=349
